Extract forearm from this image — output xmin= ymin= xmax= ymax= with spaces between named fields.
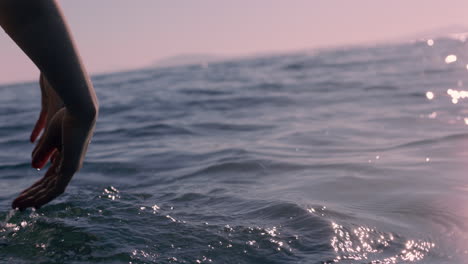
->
xmin=0 ymin=0 xmax=98 ymax=121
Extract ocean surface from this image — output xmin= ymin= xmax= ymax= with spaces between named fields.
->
xmin=2 ymin=37 xmax=468 ymax=264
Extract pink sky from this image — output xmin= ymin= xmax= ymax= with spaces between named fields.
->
xmin=1 ymin=0 xmax=467 ymax=85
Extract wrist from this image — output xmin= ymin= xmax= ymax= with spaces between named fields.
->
xmin=66 ymin=99 xmax=99 ymax=125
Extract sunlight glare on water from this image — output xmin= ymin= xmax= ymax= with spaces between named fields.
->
xmin=445 ymin=54 xmax=457 ymax=64
xmin=425 ymin=91 xmax=434 ymax=100
xmin=330 ymin=222 xmax=434 ymax=263
xmin=447 ymin=88 xmax=468 ymax=104
xmin=426 ymin=39 xmax=434 ymax=46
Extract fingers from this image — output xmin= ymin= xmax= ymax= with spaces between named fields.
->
xmin=33 ymin=189 xmax=63 ymax=210
xmin=12 ymin=161 xmax=62 ymax=210
xmin=12 ymin=176 xmax=54 ymax=210
xmin=30 ymin=109 xmax=47 ymax=143
xmin=15 ymin=106 xmax=90 ymax=211
xmin=19 ymin=159 xmax=59 ymax=196
xmin=13 ymin=188 xmax=62 ymax=211
xmin=14 ymin=186 xmax=62 ymax=211
xmin=12 ymin=182 xmax=50 ymax=210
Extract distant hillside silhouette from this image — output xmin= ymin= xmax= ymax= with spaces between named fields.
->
xmin=152 ymin=54 xmax=229 ymax=68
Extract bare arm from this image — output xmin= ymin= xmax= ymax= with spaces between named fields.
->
xmin=0 ymin=0 xmax=98 ymax=118
xmin=0 ymin=0 xmax=99 ymax=209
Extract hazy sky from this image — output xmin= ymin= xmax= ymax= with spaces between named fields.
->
xmin=1 ymin=0 xmax=467 ymax=84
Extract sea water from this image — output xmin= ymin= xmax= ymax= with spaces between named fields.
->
xmin=1 ymin=37 xmax=468 ymax=263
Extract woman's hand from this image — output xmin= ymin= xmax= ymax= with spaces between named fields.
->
xmin=13 ymin=106 xmax=96 ymax=210
xmin=12 ymin=75 xmax=97 ymax=210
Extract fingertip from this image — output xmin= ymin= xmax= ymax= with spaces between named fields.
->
xmin=32 ymin=159 xmax=45 ymax=169
xmin=11 ymin=201 xmax=24 ymax=211
xmin=12 ymin=197 xmax=19 ymax=208
xmin=12 ymin=198 xmax=33 ymax=212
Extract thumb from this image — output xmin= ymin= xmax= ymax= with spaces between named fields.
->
xmin=32 ymin=110 xmax=64 ymax=169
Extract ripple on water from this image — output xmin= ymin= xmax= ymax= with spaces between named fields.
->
xmin=0 ymin=186 xmax=439 ymax=264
